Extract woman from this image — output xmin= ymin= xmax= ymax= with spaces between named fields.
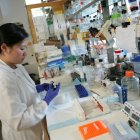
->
xmin=0 ymin=23 xmax=60 ymax=140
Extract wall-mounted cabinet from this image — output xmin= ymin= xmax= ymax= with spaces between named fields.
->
xmin=26 ymin=0 xmax=68 ymax=44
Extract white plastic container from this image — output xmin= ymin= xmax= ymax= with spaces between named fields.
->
xmin=108 ymin=121 xmax=139 ymax=140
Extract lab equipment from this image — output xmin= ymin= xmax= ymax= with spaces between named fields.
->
xmin=121 ymin=70 xmax=139 ymax=101
xmin=130 ymin=108 xmax=140 ymax=125
xmin=122 ymin=102 xmax=134 ymax=116
xmin=108 ymin=121 xmax=139 ymax=140
xmin=122 ymin=102 xmax=140 ymax=122
xmin=79 ymin=120 xmax=109 ymax=140
xmin=36 ymin=83 xmax=49 ymax=93
xmin=122 ymin=102 xmax=140 ymax=133
xmin=43 ymin=83 xmax=60 ymax=105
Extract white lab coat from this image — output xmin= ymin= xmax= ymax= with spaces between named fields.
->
xmin=0 ymin=60 xmax=49 ymax=140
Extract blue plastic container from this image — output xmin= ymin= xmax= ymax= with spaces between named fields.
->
xmin=75 ymin=84 xmax=88 ymax=98
xmin=61 ymin=45 xmax=71 ymax=57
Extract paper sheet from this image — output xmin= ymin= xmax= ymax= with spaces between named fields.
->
xmin=115 ymin=25 xmax=138 ymax=53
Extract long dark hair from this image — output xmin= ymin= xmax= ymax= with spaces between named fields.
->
xmin=0 ymin=23 xmax=28 ymax=53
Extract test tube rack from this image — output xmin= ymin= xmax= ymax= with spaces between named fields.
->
xmin=75 ymin=84 xmax=89 ymax=98
xmin=73 ymin=96 xmax=110 ymax=121
xmin=79 ymin=120 xmax=109 ymax=140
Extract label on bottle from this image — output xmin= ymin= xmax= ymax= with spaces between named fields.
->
xmin=111 ymin=13 xmax=121 ymax=19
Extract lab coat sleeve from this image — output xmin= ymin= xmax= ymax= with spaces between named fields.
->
xmin=0 ymin=75 xmax=48 ymax=131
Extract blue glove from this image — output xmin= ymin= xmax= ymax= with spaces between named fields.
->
xmin=36 ymin=83 xmax=49 ymax=93
xmin=43 ymin=83 xmax=60 ymax=105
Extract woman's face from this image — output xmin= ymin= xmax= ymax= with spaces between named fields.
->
xmin=3 ymin=39 xmax=28 ymax=65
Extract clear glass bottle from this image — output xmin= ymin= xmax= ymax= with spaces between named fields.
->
xmin=96 ymin=10 xmax=103 ymax=29
xmin=90 ymin=20 xmax=93 ymax=28
xmin=121 ymin=70 xmax=139 ymax=101
xmin=111 ymin=2 xmax=122 ymax=27
xmin=92 ymin=19 xmax=96 ymax=28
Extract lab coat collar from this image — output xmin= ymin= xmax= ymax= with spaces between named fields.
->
xmin=0 ymin=59 xmax=35 ymax=88
xmin=16 ymin=64 xmax=35 ymax=86
xmin=0 ymin=59 xmax=15 ymax=72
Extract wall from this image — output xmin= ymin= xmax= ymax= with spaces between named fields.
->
xmin=22 ymin=45 xmax=39 ymax=75
xmin=0 ymin=0 xmax=39 ymax=75
xmin=0 ymin=0 xmax=30 ymax=35
xmin=0 ymin=6 xmax=3 ymax=25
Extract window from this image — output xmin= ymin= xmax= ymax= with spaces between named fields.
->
xmin=25 ymin=0 xmax=41 ymax=5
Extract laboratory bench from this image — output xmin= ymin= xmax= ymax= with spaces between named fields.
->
xmin=49 ymin=110 xmax=128 ymax=140
xmin=42 ymin=70 xmax=140 ymax=140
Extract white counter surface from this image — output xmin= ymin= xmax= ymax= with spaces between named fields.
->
xmin=42 ymin=71 xmax=139 ymax=140
xmin=50 ymin=110 xmax=128 ymax=140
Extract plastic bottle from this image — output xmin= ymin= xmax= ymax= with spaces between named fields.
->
xmin=94 ymin=62 xmax=104 ymax=82
xmin=111 ymin=2 xmax=122 ymax=27
xmin=121 ymin=70 xmax=140 ymax=101
xmin=113 ymin=82 xmax=123 ymax=103
xmin=121 ymin=2 xmax=127 ymax=13
xmin=84 ymin=65 xmax=94 ymax=87
xmin=92 ymin=19 xmax=96 ymax=28
xmin=96 ymin=10 xmax=103 ymax=29
xmin=113 ymin=81 xmax=127 ymax=104
xmin=90 ymin=20 xmax=93 ymax=28
xmin=121 ymin=10 xmax=130 ymax=28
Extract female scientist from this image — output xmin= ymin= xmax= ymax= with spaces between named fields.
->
xmin=0 ymin=23 xmax=60 ymax=140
